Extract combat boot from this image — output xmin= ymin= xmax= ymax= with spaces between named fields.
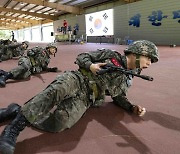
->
xmin=0 ymin=72 xmax=13 ymax=87
xmin=0 ymin=103 xmax=21 ymax=123
xmin=0 ymin=69 xmax=7 ymax=76
xmin=0 ymin=113 xmax=29 ymax=154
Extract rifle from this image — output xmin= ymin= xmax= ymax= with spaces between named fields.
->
xmin=97 ymin=63 xmax=153 ymax=81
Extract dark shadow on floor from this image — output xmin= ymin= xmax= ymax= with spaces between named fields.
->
xmin=15 ymin=102 xmax=152 ymax=154
xmin=143 ymin=111 xmax=180 ymax=132
xmin=5 ymin=71 xmax=61 ymax=85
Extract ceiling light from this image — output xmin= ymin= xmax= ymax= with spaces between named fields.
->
xmin=20 ymin=2 xmax=25 ymax=6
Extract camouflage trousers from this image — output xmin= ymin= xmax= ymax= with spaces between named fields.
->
xmin=10 ymin=56 xmax=32 ymax=79
xmin=22 ymin=71 xmax=91 ymax=132
xmin=0 ymin=50 xmax=13 ymax=61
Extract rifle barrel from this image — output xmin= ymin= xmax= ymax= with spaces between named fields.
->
xmin=97 ymin=65 xmax=153 ymax=81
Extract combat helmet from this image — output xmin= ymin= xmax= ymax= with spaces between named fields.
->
xmin=46 ymin=43 xmax=57 ymax=52
xmin=124 ymin=40 xmax=159 ymax=63
xmin=46 ymin=43 xmax=57 ymax=57
xmin=22 ymin=41 xmax=29 ymax=49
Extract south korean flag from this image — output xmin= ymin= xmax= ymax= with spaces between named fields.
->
xmin=85 ymin=9 xmax=114 ymax=36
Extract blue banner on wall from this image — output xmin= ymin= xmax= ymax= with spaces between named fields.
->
xmin=129 ymin=10 xmax=180 ymax=27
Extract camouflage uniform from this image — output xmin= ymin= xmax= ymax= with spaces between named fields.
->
xmin=0 ymin=42 xmax=27 ymax=62
xmin=0 ymin=40 xmax=12 ymax=62
xmin=22 ymin=49 xmax=135 ymax=132
xmin=0 ymin=40 xmax=159 ymax=154
xmin=11 ymin=43 xmax=27 ymax=57
xmin=10 ymin=46 xmax=50 ymax=79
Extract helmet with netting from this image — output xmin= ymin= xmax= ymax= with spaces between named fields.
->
xmin=46 ymin=43 xmax=57 ymax=52
xmin=124 ymin=40 xmax=159 ymax=63
xmin=22 ymin=41 xmax=29 ymax=49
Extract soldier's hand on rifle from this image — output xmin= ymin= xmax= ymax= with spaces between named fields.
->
xmin=90 ymin=63 xmax=106 ymax=75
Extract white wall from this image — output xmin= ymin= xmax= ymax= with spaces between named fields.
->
xmin=32 ymin=27 xmax=41 ymax=42
xmin=42 ymin=25 xmax=54 ymax=42
xmin=24 ymin=29 xmax=31 ymax=41
xmin=14 ymin=22 xmax=54 ymax=43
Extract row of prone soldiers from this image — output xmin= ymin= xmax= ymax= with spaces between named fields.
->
xmin=0 ymin=39 xmax=59 ymax=87
xmin=0 ymin=39 xmax=28 ymax=62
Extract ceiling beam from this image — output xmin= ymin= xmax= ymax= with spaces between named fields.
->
xmin=14 ymin=0 xmax=82 ymax=14
xmin=12 ymin=2 xmax=20 ymax=9
xmin=3 ymin=0 xmax=13 ymax=8
xmin=0 ymin=14 xmax=53 ymax=27
xmin=0 ymin=22 xmax=24 ymax=28
xmin=0 ymin=15 xmax=39 ymax=24
xmin=2 ymin=20 xmax=30 ymax=27
xmin=0 ymin=23 xmax=24 ymax=29
xmin=0 ymin=25 xmax=17 ymax=30
xmin=0 ymin=7 xmax=57 ymax=20
xmin=26 ymin=5 xmax=38 ymax=12
xmin=34 ymin=6 xmax=47 ymax=13
xmin=20 ymin=3 xmax=30 ymax=10
xmin=124 ymin=0 xmax=141 ymax=3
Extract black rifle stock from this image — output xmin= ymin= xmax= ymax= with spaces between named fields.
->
xmin=97 ymin=64 xmax=153 ymax=81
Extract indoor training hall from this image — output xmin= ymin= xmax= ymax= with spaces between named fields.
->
xmin=0 ymin=0 xmax=180 ymax=154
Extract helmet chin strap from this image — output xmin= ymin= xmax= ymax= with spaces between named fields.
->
xmin=135 ymin=55 xmax=140 ymax=68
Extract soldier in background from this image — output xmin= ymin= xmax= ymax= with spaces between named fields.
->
xmin=0 ymin=39 xmax=14 ymax=61
xmin=0 ymin=41 xmax=29 ymax=62
xmin=0 ymin=39 xmax=11 ymax=52
xmin=63 ymin=19 xmax=68 ymax=34
xmin=0 ymin=43 xmax=59 ymax=87
xmin=0 ymin=40 xmax=159 ymax=154
xmin=11 ymin=31 xmax=15 ymax=41
xmin=0 ymin=39 xmax=11 ymax=46
xmin=11 ymin=41 xmax=28 ymax=57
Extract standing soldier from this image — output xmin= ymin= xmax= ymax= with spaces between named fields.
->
xmin=0 ymin=43 xmax=59 ymax=87
xmin=0 ymin=40 xmax=159 ymax=154
xmin=11 ymin=31 xmax=15 ymax=41
xmin=63 ymin=19 xmax=68 ymax=34
xmin=0 ymin=41 xmax=29 ymax=62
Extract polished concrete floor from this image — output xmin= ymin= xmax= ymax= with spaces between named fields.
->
xmin=0 ymin=42 xmax=180 ymax=154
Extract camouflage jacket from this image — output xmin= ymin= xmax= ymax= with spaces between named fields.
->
xmin=11 ymin=43 xmax=26 ymax=57
xmin=0 ymin=43 xmax=24 ymax=57
xmin=27 ymin=46 xmax=50 ymax=73
xmin=75 ymin=49 xmax=135 ymax=111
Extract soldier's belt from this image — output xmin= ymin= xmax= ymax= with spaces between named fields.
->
xmin=80 ymin=68 xmax=99 ymax=102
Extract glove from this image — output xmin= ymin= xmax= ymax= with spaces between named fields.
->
xmin=48 ymin=67 xmax=58 ymax=72
xmin=132 ymin=105 xmax=146 ymax=116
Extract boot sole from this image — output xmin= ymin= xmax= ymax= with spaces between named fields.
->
xmin=0 ymin=140 xmax=14 ymax=154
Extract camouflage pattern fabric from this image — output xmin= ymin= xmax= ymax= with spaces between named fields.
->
xmin=10 ymin=56 xmax=32 ymax=79
xmin=12 ymin=44 xmax=26 ymax=57
xmin=22 ymin=71 xmax=90 ymax=132
xmin=10 ymin=46 xmax=50 ymax=79
xmin=0 ymin=43 xmax=26 ymax=62
xmin=21 ymin=49 xmax=135 ymax=132
xmin=124 ymin=40 xmax=159 ymax=63
xmin=0 ymin=48 xmax=13 ymax=61
xmin=27 ymin=46 xmax=50 ymax=73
